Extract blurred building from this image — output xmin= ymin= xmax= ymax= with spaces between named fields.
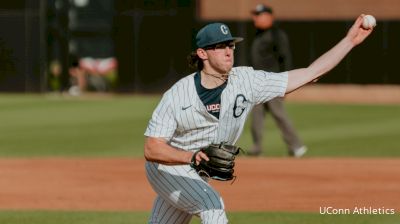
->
xmin=0 ymin=0 xmax=400 ymax=92
xmin=0 ymin=1 xmax=44 ymax=91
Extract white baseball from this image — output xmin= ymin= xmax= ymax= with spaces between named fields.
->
xmin=362 ymin=15 xmax=376 ymax=29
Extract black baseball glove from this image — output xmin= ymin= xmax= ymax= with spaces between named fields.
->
xmin=190 ymin=143 xmax=242 ymax=181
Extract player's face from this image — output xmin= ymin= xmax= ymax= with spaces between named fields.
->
xmin=203 ymin=42 xmax=235 ymax=73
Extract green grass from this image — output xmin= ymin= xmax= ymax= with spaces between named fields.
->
xmin=0 ymin=94 xmax=158 ymax=157
xmin=0 ymin=211 xmax=399 ymax=224
xmin=238 ymin=103 xmax=400 ymax=157
xmin=1 ymin=94 xmax=399 ymax=157
xmin=0 ymin=210 xmax=148 ymax=224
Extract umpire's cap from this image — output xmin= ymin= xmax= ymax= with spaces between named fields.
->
xmin=196 ymin=23 xmax=243 ymax=49
xmin=251 ymin=4 xmax=273 ymax=15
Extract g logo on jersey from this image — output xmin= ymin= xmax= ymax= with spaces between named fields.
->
xmin=233 ymin=94 xmax=248 ymax=118
xmin=220 ymin=25 xmax=229 ymax=35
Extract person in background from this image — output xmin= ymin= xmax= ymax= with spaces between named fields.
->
xmin=249 ymin=4 xmax=307 ymax=157
xmin=68 ymin=55 xmax=87 ymax=96
xmin=48 ymin=60 xmax=62 ymax=92
xmin=68 ymin=56 xmax=118 ymax=96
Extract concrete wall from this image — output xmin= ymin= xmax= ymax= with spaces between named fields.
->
xmin=199 ymin=0 xmax=400 ymax=21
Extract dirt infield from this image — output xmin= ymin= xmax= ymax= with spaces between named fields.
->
xmin=285 ymin=84 xmax=400 ymax=104
xmin=1 ymin=158 xmax=399 ymax=212
xmin=72 ymin=84 xmax=400 ymax=104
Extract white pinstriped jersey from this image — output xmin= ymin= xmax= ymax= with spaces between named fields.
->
xmin=144 ymin=66 xmax=288 ymax=150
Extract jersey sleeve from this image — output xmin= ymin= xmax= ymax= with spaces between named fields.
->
xmin=251 ymin=70 xmax=288 ymax=104
xmin=144 ymin=90 xmax=177 ymax=140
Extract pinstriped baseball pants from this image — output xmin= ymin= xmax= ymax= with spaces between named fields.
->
xmin=145 ymin=162 xmax=228 ymax=224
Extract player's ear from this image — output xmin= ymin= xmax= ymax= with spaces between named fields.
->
xmin=197 ymin=48 xmax=208 ymax=60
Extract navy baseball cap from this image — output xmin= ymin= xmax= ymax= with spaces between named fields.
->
xmin=251 ymin=4 xmax=273 ymax=15
xmin=196 ymin=23 xmax=243 ymax=48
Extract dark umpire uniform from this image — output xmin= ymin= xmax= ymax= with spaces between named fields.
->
xmin=249 ymin=4 xmax=306 ymax=157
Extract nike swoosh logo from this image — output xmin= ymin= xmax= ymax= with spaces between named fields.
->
xmin=182 ymin=105 xmax=192 ymax=110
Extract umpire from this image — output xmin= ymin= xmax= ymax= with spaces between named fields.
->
xmin=249 ymin=4 xmax=307 ymax=157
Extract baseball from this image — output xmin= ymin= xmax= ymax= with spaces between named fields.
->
xmin=362 ymin=15 xmax=376 ymax=29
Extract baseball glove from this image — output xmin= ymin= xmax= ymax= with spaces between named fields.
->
xmin=190 ymin=143 xmax=242 ymax=181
